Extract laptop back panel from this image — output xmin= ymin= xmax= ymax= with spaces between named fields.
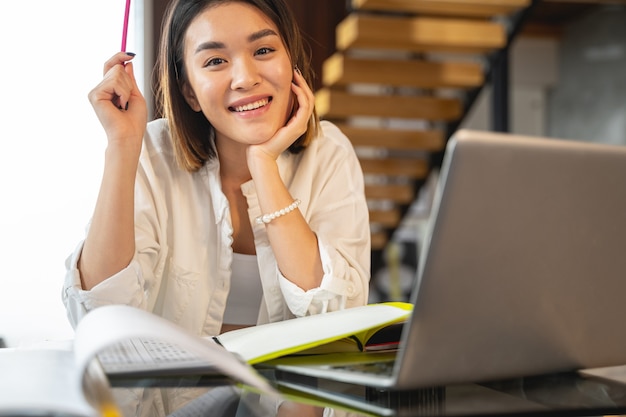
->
xmin=394 ymin=129 xmax=626 ymax=388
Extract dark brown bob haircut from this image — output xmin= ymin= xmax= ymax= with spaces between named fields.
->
xmin=155 ymin=0 xmax=320 ymax=172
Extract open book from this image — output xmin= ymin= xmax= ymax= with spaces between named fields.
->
xmin=216 ymin=301 xmax=412 ymax=364
xmin=99 ymin=301 xmax=412 ymax=381
xmin=0 ymin=302 xmax=411 ymax=416
xmin=0 ymin=305 xmax=274 ymax=417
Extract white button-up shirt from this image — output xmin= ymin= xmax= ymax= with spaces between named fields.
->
xmin=62 ymin=119 xmax=371 ymax=337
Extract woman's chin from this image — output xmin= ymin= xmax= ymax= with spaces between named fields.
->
xmin=239 ymin=137 xmax=270 ymax=147
xmin=222 ymin=124 xmax=281 ymax=147
xmin=242 ymin=129 xmax=276 ymax=145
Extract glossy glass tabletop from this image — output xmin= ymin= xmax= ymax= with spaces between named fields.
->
xmin=108 ymin=367 xmax=626 ymax=417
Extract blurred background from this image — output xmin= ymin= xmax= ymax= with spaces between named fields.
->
xmin=0 ymin=0 xmax=624 ymax=347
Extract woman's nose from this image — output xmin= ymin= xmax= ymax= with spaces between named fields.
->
xmin=230 ymin=58 xmax=261 ymax=90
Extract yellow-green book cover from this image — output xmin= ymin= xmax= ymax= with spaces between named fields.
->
xmin=217 ymin=302 xmax=413 ymax=365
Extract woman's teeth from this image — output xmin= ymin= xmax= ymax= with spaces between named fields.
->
xmin=233 ymin=98 xmax=269 ymax=112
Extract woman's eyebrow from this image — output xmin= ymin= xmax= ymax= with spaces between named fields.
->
xmin=248 ymin=28 xmax=278 ymax=43
xmin=194 ymin=29 xmax=278 ymax=55
xmin=195 ymin=40 xmax=225 ymax=54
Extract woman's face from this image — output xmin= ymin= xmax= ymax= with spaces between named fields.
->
xmin=182 ymin=2 xmax=294 ymax=148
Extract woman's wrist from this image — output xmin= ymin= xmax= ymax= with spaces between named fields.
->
xmin=246 ymin=145 xmax=279 ymax=178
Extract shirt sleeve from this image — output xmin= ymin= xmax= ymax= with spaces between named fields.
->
xmin=61 ymin=240 xmax=147 ymax=328
xmin=277 ymin=234 xmax=365 ymax=316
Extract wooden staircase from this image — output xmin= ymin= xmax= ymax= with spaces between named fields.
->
xmin=315 ymin=0 xmax=533 ymax=253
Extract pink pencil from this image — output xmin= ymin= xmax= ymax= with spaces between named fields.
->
xmin=121 ymin=0 xmax=131 ymax=52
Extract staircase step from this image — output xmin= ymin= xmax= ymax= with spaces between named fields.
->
xmin=352 ymin=0 xmax=530 ymax=18
xmin=369 ymin=208 xmax=402 ymax=227
xmin=323 ymin=53 xmax=484 ymax=89
xmin=366 ymin=183 xmax=416 ymax=203
xmin=316 ymin=88 xmax=462 ymax=121
xmin=335 ymin=123 xmax=445 ymax=151
xmin=336 ymin=13 xmax=506 ymax=54
xmin=360 ymin=158 xmax=429 ymax=178
xmin=371 ymin=231 xmax=389 ymax=250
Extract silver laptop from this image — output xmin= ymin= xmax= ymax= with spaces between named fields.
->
xmin=266 ymin=129 xmax=626 ymax=393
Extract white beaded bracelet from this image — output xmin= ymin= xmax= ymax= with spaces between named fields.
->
xmin=256 ymin=199 xmax=301 ymax=225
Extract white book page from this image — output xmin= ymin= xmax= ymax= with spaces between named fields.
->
xmin=97 ymin=336 xmax=219 ymax=374
xmin=72 ymin=305 xmax=276 ymax=396
xmin=0 ymin=349 xmax=97 ymax=417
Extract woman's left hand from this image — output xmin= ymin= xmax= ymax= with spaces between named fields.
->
xmin=246 ymin=68 xmax=314 ymax=165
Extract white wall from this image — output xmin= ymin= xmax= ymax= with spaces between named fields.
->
xmin=462 ymin=7 xmax=626 ymax=147
xmin=0 ymin=1 xmax=145 ymax=347
xmin=548 ymin=5 xmax=626 ymax=146
xmin=461 ymin=36 xmax=560 ymax=137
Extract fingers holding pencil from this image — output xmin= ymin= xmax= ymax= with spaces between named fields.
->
xmin=96 ymin=52 xmax=140 ymax=110
xmin=95 ymin=0 xmax=138 ymax=113
xmin=84 ymin=0 xmax=138 ymax=146
xmin=100 ymin=0 xmax=133 ymax=110
xmin=88 ymin=52 xmax=147 ymax=147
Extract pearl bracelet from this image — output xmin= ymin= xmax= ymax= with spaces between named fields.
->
xmin=256 ymin=199 xmax=301 ymax=225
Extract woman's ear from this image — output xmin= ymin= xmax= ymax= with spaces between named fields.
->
xmin=181 ymin=82 xmax=202 ymax=112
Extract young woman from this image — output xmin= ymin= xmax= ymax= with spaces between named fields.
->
xmin=62 ymin=0 xmax=370 ymax=340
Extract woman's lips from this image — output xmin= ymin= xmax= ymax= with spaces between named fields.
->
xmin=229 ymin=97 xmax=272 ymax=112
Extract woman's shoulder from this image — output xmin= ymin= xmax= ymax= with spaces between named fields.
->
xmin=314 ymin=120 xmax=354 ymax=153
xmin=142 ymin=118 xmax=181 ymax=164
xmin=290 ymin=120 xmax=361 ymax=173
xmin=144 ymin=118 xmax=174 ymax=154
xmin=139 ymin=118 xmax=185 ymax=176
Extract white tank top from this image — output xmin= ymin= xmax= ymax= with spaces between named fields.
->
xmin=223 ymin=253 xmax=263 ymax=325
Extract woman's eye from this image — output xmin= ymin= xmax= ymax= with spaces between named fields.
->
xmin=255 ymin=47 xmax=274 ymax=56
xmin=205 ymin=57 xmax=226 ymax=67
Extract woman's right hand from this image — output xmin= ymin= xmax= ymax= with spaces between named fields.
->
xmin=88 ymin=52 xmax=147 ymax=151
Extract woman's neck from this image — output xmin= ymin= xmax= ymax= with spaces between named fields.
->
xmin=216 ymin=137 xmax=252 ymax=185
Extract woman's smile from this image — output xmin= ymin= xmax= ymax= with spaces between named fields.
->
xmin=229 ymin=96 xmax=272 ymax=114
